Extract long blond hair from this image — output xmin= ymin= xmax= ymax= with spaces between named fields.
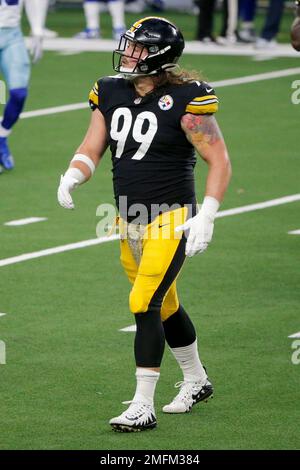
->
xmin=167 ymin=67 xmax=204 ymax=84
xmin=152 ymin=66 xmax=205 ymax=87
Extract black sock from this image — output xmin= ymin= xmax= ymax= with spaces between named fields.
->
xmin=134 ymin=309 xmax=165 ymax=367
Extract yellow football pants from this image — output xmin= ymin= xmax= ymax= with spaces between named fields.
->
xmin=119 ymin=206 xmax=188 ymax=322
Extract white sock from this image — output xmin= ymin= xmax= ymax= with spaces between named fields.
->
xmin=241 ymin=21 xmax=254 ymax=30
xmin=132 ymin=368 xmax=160 ymax=405
xmin=170 ymin=339 xmax=207 ymax=384
xmin=108 ymin=0 xmax=125 ymax=31
xmin=0 ymin=124 xmax=11 ymax=138
xmin=24 ymin=0 xmax=49 ymax=36
xmin=84 ymin=1 xmax=100 ymax=30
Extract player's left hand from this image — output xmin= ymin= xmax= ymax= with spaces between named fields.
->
xmin=175 ymin=209 xmax=214 ymax=257
xmin=30 ymin=35 xmax=43 ymax=64
xmin=175 ymin=196 xmax=219 ymax=257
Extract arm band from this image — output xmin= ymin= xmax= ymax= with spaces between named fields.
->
xmin=71 ymin=153 xmax=96 ymax=175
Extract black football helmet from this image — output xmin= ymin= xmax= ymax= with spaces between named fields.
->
xmin=113 ymin=16 xmax=185 ymax=77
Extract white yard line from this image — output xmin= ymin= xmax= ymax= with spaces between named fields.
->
xmin=16 ymin=67 xmax=300 ymax=121
xmin=25 ymin=37 xmax=300 ymax=58
xmin=0 ymin=313 xmax=7 ymax=317
xmin=4 ymin=217 xmax=48 ymax=227
xmin=0 ymin=194 xmax=299 ymax=269
xmin=211 ymin=68 xmax=300 ymax=88
xmin=58 ymin=51 xmax=83 ymax=56
xmin=288 ymin=332 xmax=300 ymax=339
xmin=20 ymin=102 xmax=88 ymax=119
xmin=288 ymin=229 xmax=300 ymax=235
xmin=216 ymin=194 xmax=300 ymax=218
xmin=0 ymin=235 xmax=119 ymax=268
xmin=119 ymin=325 xmax=137 ymax=332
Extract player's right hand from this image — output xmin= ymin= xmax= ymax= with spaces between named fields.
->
xmin=57 ymin=174 xmax=80 ymax=210
xmin=30 ymin=35 xmax=43 ymax=64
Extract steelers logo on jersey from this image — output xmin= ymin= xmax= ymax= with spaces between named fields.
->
xmin=158 ymin=95 xmax=174 ymax=111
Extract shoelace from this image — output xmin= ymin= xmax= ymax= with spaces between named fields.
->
xmin=173 ymin=381 xmax=202 ymax=403
xmin=121 ymin=400 xmax=153 ymax=419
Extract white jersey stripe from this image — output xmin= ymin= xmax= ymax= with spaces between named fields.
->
xmin=0 ymin=0 xmax=24 ymax=29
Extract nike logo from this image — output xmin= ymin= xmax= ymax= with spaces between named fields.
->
xmin=205 ymin=88 xmax=213 ymax=93
xmin=158 ymin=223 xmax=170 ymax=228
xmin=126 ymin=413 xmax=145 ymax=421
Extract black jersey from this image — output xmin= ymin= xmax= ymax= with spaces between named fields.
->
xmin=89 ymin=75 xmax=218 ymax=221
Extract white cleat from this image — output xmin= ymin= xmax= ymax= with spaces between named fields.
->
xmin=109 ymin=401 xmax=157 ymax=432
xmin=113 ymin=27 xmax=126 ymax=41
xmin=74 ymin=28 xmax=100 ymax=40
xmin=43 ymin=28 xmax=58 ymax=39
xmin=255 ymin=38 xmax=278 ymax=50
xmin=162 ymin=379 xmax=213 ymax=414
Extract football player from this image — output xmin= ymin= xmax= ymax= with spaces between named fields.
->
xmin=0 ymin=0 xmax=49 ymax=173
xmin=195 ymin=0 xmax=217 ymax=42
xmin=58 ymin=17 xmax=232 ymax=432
xmin=255 ymin=0 xmax=285 ymax=49
xmin=238 ymin=0 xmax=257 ymax=43
xmin=291 ymin=0 xmax=300 ymax=51
xmin=75 ymin=0 xmax=126 ymax=40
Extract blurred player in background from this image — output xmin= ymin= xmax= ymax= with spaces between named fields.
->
xmin=219 ymin=0 xmax=239 ymax=45
xmin=125 ymin=0 xmax=165 ymax=14
xmin=291 ymin=0 xmax=300 ymax=51
xmin=0 ymin=0 xmax=49 ymax=173
xmin=239 ymin=0 xmax=257 ymax=43
xmin=195 ymin=0 xmax=217 ymax=42
xmin=75 ymin=0 xmax=126 ymax=40
xmin=255 ymin=0 xmax=285 ymax=49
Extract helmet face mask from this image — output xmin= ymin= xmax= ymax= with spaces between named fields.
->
xmin=112 ymin=17 xmax=185 ymax=79
xmin=113 ymin=36 xmax=151 ymax=77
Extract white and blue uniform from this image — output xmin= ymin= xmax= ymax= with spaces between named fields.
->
xmin=76 ymin=0 xmax=126 ymax=40
xmin=0 ymin=0 xmax=30 ymax=89
xmin=0 ymin=0 xmax=23 ymax=28
xmin=0 ymin=0 xmax=48 ymax=171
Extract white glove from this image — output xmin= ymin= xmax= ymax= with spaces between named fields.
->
xmin=30 ymin=35 xmax=43 ymax=64
xmin=25 ymin=0 xmax=48 ymax=62
xmin=57 ymin=168 xmax=85 ymax=210
xmin=175 ymin=196 xmax=220 ymax=257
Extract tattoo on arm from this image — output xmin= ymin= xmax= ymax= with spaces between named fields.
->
xmin=181 ymin=114 xmax=223 ymax=148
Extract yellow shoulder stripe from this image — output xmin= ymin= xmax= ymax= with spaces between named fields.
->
xmin=89 ymin=90 xmax=99 ymax=106
xmin=185 ymin=102 xmax=218 ymax=115
xmin=185 ymin=94 xmax=218 ymax=114
xmin=89 ymin=81 xmax=99 ymax=106
xmin=93 ymin=82 xmax=99 ymax=95
xmin=191 ymin=95 xmax=218 ymax=103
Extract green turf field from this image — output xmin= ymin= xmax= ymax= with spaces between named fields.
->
xmin=0 ymin=9 xmax=300 ymax=451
